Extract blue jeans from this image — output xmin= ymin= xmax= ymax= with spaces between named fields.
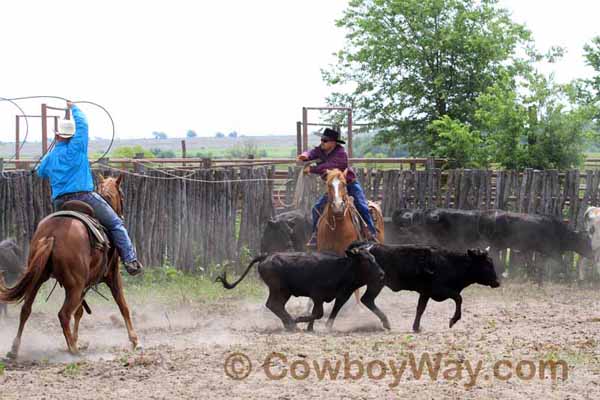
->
xmin=53 ymin=192 xmax=137 ymax=263
xmin=312 ymin=181 xmax=377 ymax=235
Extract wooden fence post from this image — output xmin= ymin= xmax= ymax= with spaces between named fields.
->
xmin=426 ymin=157 xmax=435 ymax=170
xmin=98 ymin=157 xmax=109 ymax=179
xmin=134 ymin=153 xmax=145 ymax=174
xmin=202 ymin=158 xmax=212 ymax=169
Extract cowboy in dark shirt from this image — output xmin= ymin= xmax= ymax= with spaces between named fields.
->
xmin=297 ymin=128 xmax=377 ymax=247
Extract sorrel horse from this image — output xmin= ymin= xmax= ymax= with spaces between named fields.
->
xmin=317 ymin=169 xmax=384 ymax=254
xmin=316 ymin=169 xmax=385 ymax=302
xmin=0 ymin=175 xmax=140 ymax=358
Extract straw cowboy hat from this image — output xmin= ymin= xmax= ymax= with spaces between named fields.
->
xmin=56 ymin=119 xmax=76 ymax=138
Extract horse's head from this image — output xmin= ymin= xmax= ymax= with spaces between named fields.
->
xmin=325 ymin=169 xmax=348 ymax=216
xmin=97 ymin=174 xmax=125 ymax=217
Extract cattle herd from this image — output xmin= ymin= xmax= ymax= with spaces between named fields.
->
xmin=241 ymin=206 xmax=600 ymax=331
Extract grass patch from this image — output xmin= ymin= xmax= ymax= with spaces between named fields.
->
xmin=27 ymin=264 xmax=265 ymax=312
xmin=120 ymin=265 xmax=265 ymax=306
xmin=62 ymin=362 xmax=81 ymax=376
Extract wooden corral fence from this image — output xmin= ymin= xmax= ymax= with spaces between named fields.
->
xmin=282 ymin=167 xmax=600 ymax=229
xmin=0 ymin=167 xmax=274 ymax=272
xmin=3 ymin=164 xmax=600 ymax=277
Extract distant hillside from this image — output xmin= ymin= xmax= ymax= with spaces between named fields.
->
xmin=0 ymin=135 xmax=321 ymax=159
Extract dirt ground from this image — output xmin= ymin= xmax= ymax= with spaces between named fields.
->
xmin=1 ymin=281 xmax=599 ymax=400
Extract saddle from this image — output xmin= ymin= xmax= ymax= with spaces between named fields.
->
xmin=348 ymin=198 xmax=381 ymax=241
xmin=345 ymin=197 xmax=367 ymax=241
xmin=38 ymin=200 xmax=110 ymax=252
xmin=39 ymin=200 xmax=112 ymax=312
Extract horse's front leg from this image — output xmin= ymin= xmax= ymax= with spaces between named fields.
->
xmin=106 ymin=271 xmax=140 ymax=350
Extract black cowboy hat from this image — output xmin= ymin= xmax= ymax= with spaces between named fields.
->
xmin=321 ymin=128 xmax=345 ymax=144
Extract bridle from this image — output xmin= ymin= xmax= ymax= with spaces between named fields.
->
xmin=323 ymin=174 xmax=351 ymax=231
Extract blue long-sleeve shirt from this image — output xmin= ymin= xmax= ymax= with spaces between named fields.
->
xmin=36 ymin=105 xmax=94 ymax=200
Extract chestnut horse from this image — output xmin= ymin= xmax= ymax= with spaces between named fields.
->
xmin=317 ymin=169 xmax=384 ymax=254
xmin=317 ymin=169 xmax=385 ymax=302
xmin=0 ymin=175 xmax=140 ymax=358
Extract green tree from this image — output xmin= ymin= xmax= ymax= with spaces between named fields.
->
xmin=152 ymin=131 xmax=168 ymax=140
xmin=474 ymin=74 xmax=527 ymax=169
xmin=150 ymin=148 xmax=176 ymax=158
xmin=186 ymin=130 xmax=197 ymax=139
xmin=583 ymin=37 xmax=600 ymax=102
xmin=428 ymin=115 xmax=486 ymax=168
xmin=226 ymin=139 xmax=266 ymax=158
xmin=111 ymin=145 xmax=155 ymax=158
xmin=323 ymin=0 xmax=534 ymax=154
xmin=475 ymin=72 xmax=596 ymax=170
xmin=573 ymin=37 xmax=600 ymax=127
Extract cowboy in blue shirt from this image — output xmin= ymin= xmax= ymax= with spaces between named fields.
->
xmin=297 ymin=128 xmax=377 ymax=247
xmin=36 ymin=101 xmax=143 ymax=276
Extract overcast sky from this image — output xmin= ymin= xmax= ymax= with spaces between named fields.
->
xmin=0 ymin=0 xmax=598 ymax=143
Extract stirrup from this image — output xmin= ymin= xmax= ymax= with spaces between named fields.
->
xmin=306 ymin=234 xmax=317 ymax=249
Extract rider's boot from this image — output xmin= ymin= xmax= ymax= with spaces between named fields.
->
xmin=123 ymin=259 xmax=144 ymax=276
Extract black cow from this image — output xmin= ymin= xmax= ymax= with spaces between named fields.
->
xmin=0 ymin=239 xmax=23 ymax=317
xmin=393 ymin=208 xmax=593 ymax=271
xmin=369 ymin=244 xmax=500 ymax=332
xmin=260 ymin=210 xmax=312 ymax=254
xmin=217 ymin=242 xmax=390 ymax=331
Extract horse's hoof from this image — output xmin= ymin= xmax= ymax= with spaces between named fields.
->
xmin=382 ymin=321 xmax=391 ymax=330
xmin=5 ymin=350 xmax=17 ymax=360
xmin=449 ymin=319 xmax=457 ymax=328
xmin=133 ymin=342 xmax=144 ymax=353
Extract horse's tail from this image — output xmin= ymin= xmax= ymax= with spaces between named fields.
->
xmin=0 ymin=237 xmax=53 ymax=304
xmin=215 ymin=254 xmax=268 ymax=289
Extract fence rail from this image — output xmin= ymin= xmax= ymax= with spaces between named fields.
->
xmin=0 ymin=157 xmax=445 ymax=171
